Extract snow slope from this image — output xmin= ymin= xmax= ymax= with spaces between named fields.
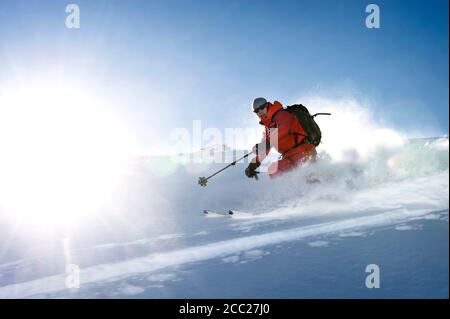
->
xmin=0 ymin=137 xmax=448 ymax=298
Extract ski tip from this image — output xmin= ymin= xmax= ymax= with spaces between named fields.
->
xmin=228 ymin=210 xmax=254 ymax=218
xmin=203 ymin=210 xmax=228 ymax=217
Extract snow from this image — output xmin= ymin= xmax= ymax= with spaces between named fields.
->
xmin=308 ymin=241 xmax=329 ymax=247
xmin=146 ymin=273 xmax=178 ymax=282
xmin=395 ymin=224 xmax=423 ymax=231
xmin=338 ymin=231 xmax=366 ymax=238
xmin=0 ymin=205 xmax=446 ymax=298
xmin=0 ymin=137 xmax=448 ymax=298
xmin=118 ymin=284 xmax=145 ymax=296
xmin=221 ymin=256 xmax=240 ymax=264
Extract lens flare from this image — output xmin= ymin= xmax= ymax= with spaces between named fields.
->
xmin=0 ymin=82 xmax=136 ymax=229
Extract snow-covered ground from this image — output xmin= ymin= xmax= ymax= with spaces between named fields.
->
xmin=0 ymin=137 xmax=448 ymax=298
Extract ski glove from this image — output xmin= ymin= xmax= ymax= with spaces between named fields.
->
xmin=245 ymin=161 xmax=261 ymax=179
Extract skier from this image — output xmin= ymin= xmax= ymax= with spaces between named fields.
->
xmin=246 ymin=97 xmax=317 ymax=179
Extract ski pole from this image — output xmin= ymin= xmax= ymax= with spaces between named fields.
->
xmin=198 ymin=152 xmax=252 ymax=187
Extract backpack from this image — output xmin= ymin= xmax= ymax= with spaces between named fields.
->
xmin=274 ymin=104 xmax=331 ymax=147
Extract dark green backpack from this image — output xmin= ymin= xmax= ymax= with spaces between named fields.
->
xmin=283 ymin=104 xmax=330 ymax=146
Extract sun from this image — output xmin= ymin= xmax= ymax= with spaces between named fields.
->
xmin=0 ymin=81 xmax=136 ymax=230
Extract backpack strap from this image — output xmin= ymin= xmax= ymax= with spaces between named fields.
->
xmin=270 ymin=108 xmax=284 ymax=123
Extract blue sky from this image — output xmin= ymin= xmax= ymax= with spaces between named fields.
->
xmin=0 ymin=0 xmax=448 ymax=150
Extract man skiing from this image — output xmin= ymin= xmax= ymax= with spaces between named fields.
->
xmin=245 ymin=97 xmax=317 ymax=179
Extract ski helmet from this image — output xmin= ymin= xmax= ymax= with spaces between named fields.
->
xmin=252 ymin=97 xmax=268 ymax=112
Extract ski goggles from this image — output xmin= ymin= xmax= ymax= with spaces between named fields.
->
xmin=253 ymin=103 xmax=268 ymax=113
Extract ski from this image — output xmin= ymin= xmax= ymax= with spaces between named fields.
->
xmin=228 ymin=209 xmax=255 ymax=218
xmin=203 ymin=209 xmax=255 ymax=218
xmin=203 ymin=209 xmax=228 ymax=217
